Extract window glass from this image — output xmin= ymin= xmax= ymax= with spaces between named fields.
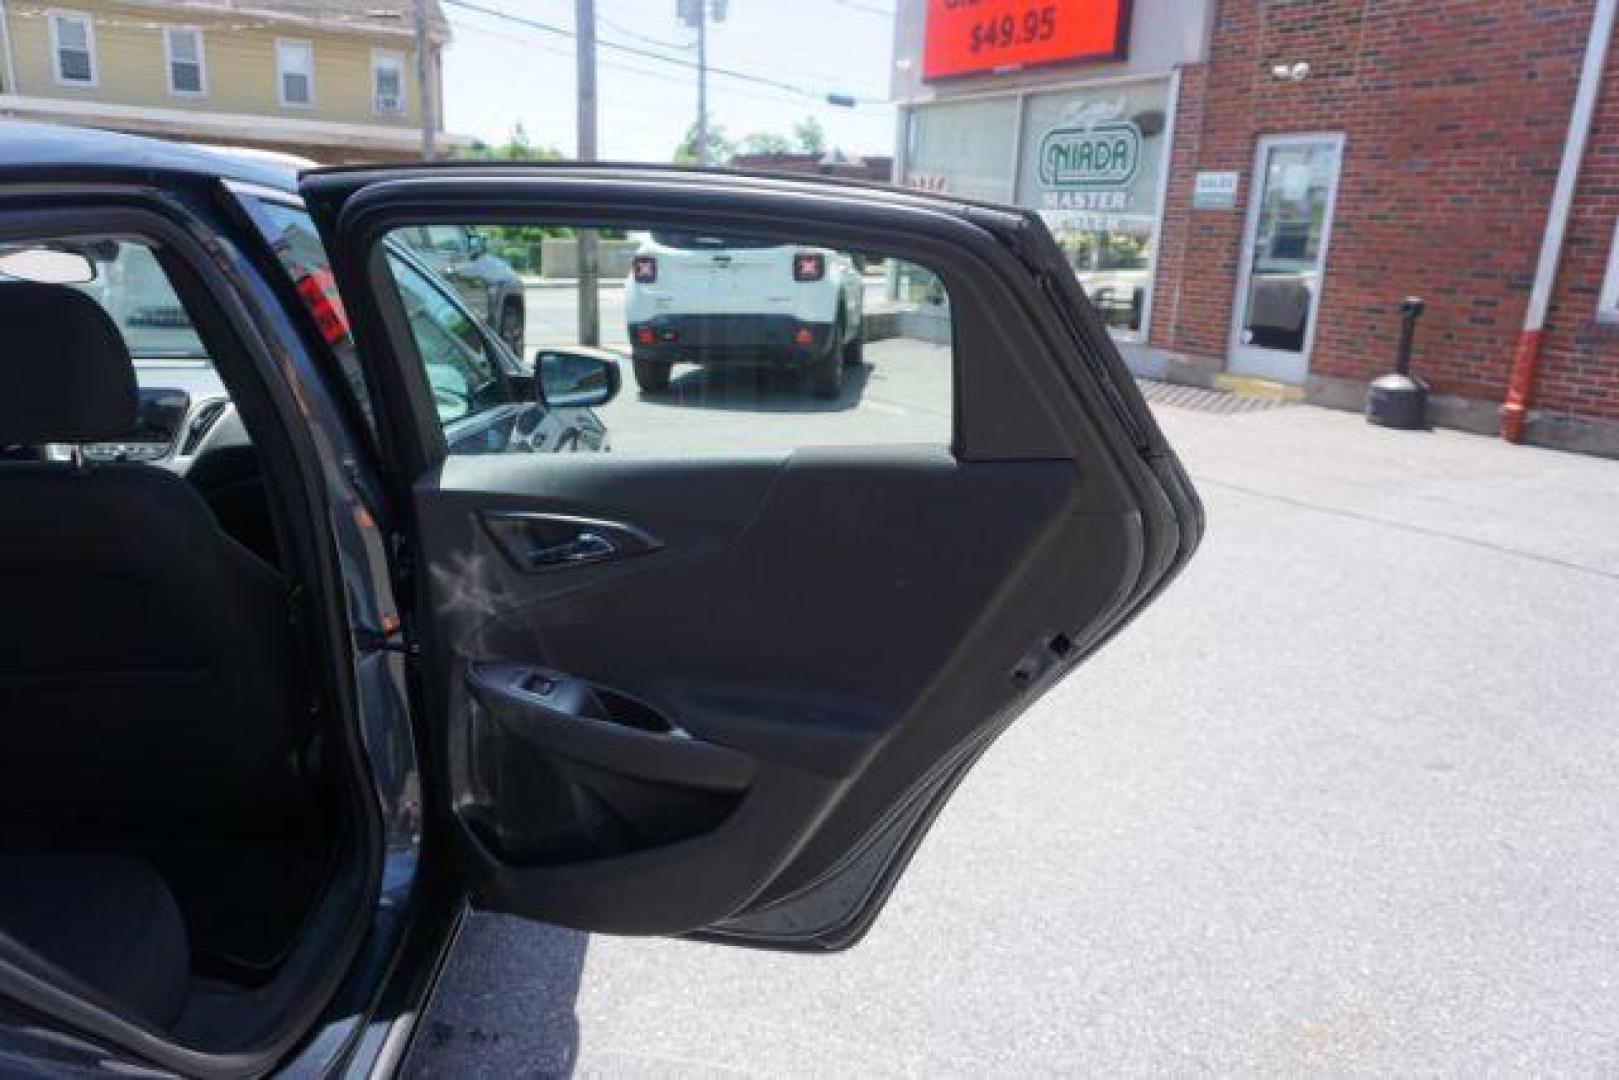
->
xmin=0 ymin=237 xmax=214 ymax=464
xmin=39 ymin=242 xmax=207 ymax=360
xmin=904 ymin=79 xmax=1172 ymax=341
xmin=388 ymin=250 xmax=504 ymax=426
xmin=373 ymin=51 xmax=404 ymax=115
xmin=239 ymin=197 xmax=377 ymax=434
xmin=1013 ymin=80 xmax=1171 ymax=340
xmin=420 ymin=227 xmax=469 ymax=255
xmin=277 ymin=40 xmax=313 ymax=105
xmin=166 ymin=28 xmax=203 ymax=95
xmin=51 ymin=13 xmax=95 ymax=84
xmin=379 ymin=222 xmax=954 ymax=458
xmin=902 ymin=97 xmax=1019 ymax=202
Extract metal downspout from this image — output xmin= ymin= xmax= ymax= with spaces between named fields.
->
xmin=1502 ymin=0 xmax=1618 ymax=442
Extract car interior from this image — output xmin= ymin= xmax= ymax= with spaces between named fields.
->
xmin=0 ymin=236 xmax=355 ymax=1045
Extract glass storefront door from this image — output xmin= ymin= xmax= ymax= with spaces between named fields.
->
xmin=1229 ymin=134 xmax=1344 ymax=383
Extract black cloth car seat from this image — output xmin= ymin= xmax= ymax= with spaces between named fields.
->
xmin=0 ymin=282 xmax=308 ymax=829
xmin=0 ymin=853 xmax=190 ymax=1029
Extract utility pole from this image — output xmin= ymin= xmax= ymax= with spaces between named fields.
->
xmin=679 ymin=0 xmax=724 ymax=164
xmin=413 ymin=0 xmax=436 ymax=160
xmin=575 ymin=0 xmax=600 ymax=345
xmin=695 ymin=0 xmax=708 ymax=164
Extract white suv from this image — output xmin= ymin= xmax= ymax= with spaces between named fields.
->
xmin=624 ymin=231 xmax=865 ymax=398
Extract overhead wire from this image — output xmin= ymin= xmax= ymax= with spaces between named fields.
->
xmin=440 ymin=0 xmax=858 ymax=102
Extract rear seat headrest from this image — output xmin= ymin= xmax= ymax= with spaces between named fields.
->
xmin=0 ymin=281 xmax=137 ymax=444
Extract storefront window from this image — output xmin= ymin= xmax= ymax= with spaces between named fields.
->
xmin=903 ymin=96 xmax=1020 ymax=202
xmin=903 ymin=79 xmax=1172 ymax=343
xmin=1014 ymin=80 xmax=1170 ymax=340
xmin=897 ymin=98 xmax=1023 ymax=314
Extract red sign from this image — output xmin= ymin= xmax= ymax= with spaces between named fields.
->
xmin=922 ymin=0 xmax=1131 ymax=81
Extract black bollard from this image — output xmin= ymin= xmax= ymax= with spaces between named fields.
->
xmin=1366 ymin=296 xmax=1429 ymax=429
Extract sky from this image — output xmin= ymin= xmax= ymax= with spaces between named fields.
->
xmin=440 ymin=0 xmax=900 ymax=163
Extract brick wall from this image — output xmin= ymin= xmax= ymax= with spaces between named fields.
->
xmin=1153 ymin=0 xmax=1598 ymax=413
xmin=1538 ymin=24 xmax=1619 ymax=421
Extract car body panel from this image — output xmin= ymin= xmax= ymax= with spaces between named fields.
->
xmin=0 ymin=126 xmax=1198 ymax=1075
xmin=299 ymin=165 xmax=1201 ymax=951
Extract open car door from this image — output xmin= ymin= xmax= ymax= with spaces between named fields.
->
xmin=302 ymin=167 xmax=1201 ymax=951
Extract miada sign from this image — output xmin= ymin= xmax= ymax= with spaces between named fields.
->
xmin=1038 ymin=122 xmax=1141 ymax=189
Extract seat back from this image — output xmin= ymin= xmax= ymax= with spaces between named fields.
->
xmin=0 ymin=282 xmax=307 ymax=826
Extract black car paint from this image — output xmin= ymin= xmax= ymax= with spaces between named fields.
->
xmin=302 ymin=167 xmax=1201 ymax=947
xmin=0 ymin=124 xmax=1201 ymax=1076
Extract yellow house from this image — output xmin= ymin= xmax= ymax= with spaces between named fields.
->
xmin=0 ymin=0 xmax=464 ymax=162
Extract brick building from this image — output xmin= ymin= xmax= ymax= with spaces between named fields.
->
xmin=891 ymin=0 xmax=1619 ymax=456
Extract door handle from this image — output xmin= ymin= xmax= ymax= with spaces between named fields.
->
xmin=481 ymin=511 xmax=662 ymax=573
xmin=527 ymin=530 xmax=615 ymax=568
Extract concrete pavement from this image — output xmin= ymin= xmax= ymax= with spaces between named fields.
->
xmin=406 ymin=398 xmax=1619 ymax=1077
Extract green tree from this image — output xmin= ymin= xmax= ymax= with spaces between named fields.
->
xmin=673 ymin=121 xmax=735 ymax=166
xmin=452 ymin=125 xmax=570 ymax=267
xmin=738 ymin=131 xmax=793 ymax=156
xmin=792 ymin=116 xmax=827 ymax=156
xmin=456 ymin=122 xmax=564 ymax=163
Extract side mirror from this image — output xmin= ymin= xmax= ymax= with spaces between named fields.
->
xmin=535 ymin=348 xmax=621 ymax=408
xmin=466 ymin=230 xmax=488 ymax=258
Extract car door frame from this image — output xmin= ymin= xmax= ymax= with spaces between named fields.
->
xmin=302 ymin=164 xmax=1201 ymax=949
xmin=0 ymin=179 xmax=403 ymax=1079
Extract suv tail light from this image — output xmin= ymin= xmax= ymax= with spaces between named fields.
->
xmin=793 ymin=252 xmax=825 ymax=282
xmin=633 ymin=255 xmax=658 ymax=283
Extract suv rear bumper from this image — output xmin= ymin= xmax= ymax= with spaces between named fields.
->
xmin=628 ymin=314 xmax=833 ymax=363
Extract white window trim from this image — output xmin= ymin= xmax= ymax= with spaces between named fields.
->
xmin=1597 ymin=216 xmax=1619 ymax=323
xmin=46 ymin=9 xmax=97 ymax=88
xmin=162 ymin=26 xmax=207 ymax=98
xmin=370 ymin=48 xmax=406 ymax=116
xmin=275 ymin=38 xmax=315 ymax=108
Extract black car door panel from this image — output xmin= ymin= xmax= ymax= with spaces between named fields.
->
xmin=302 ymin=167 xmax=1200 ymax=951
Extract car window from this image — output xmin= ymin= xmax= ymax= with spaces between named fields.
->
xmin=386 ymin=250 xmax=507 ymax=426
xmin=379 ymin=221 xmax=952 ymax=459
xmin=239 ymin=196 xmax=379 ymax=436
xmin=0 ymin=236 xmax=225 ymax=465
xmin=651 ymin=231 xmax=782 ymax=251
xmin=418 ymin=226 xmax=470 ymax=255
xmin=7 ymin=241 xmax=211 ymax=362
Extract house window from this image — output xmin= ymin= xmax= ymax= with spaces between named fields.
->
xmin=163 ymin=27 xmax=206 ymax=96
xmin=276 ymin=39 xmax=315 ymax=106
xmin=372 ymin=50 xmax=405 ymax=116
xmin=48 ymin=10 xmax=97 ymax=86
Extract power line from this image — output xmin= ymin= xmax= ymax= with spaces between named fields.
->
xmin=440 ymin=0 xmax=847 ymax=102
xmin=830 ymin=0 xmax=895 ymax=17
xmin=596 ymin=11 xmax=694 ymax=52
xmin=451 ymin=17 xmax=814 ymax=108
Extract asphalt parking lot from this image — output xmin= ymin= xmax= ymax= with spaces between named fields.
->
xmin=407 ymin=329 xmax=1619 ymax=1076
